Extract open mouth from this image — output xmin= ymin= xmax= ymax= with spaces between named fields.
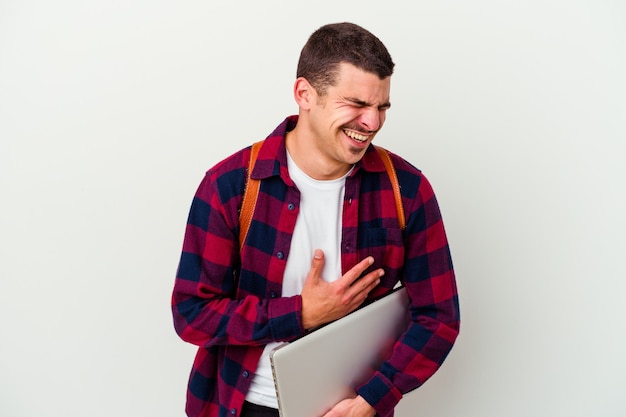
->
xmin=343 ymin=129 xmax=370 ymax=143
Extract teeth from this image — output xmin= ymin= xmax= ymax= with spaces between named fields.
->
xmin=344 ymin=130 xmax=369 ymax=142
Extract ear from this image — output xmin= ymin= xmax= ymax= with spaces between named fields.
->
xmin=293 ymin=77 xmax=316 ymax=110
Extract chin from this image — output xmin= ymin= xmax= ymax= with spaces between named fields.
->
xmin=345 ymin=147 xmax=368 ymax=163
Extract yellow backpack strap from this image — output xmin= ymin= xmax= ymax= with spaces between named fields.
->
xmin=375 ymin=146 xmax=406 ymax=230
xmin=239 ymin=140 xmax=264 ymax=252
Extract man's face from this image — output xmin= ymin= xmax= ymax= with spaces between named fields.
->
xmin=308 ymin=63 xmax=391 ymax=173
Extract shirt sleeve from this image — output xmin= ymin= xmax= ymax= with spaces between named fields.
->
xmin=171 ymin=169 xmax=305 ymax=348
xmin=357 ymin=171 xmax=460 ymax=417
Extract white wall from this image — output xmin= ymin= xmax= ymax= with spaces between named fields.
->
xmin=1 ymin=1 xmax=624 ymax=416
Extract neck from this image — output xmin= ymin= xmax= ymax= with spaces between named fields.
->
xmin=285 ymin=129 xmax=352 ymax=180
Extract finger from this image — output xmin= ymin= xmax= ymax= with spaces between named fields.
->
xmin=340 ymin=256 xmax=375 ymax=285
xmin=361 ymin=268 xmax=384 ymax=288
xmin=348 ymin=269 xmax=384 ymax=300
xmin=306 ymin=249 xmax=325 ymax=284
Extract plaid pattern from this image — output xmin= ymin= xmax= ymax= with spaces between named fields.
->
xmin=172 ymin=116 xmax=460 ymax=417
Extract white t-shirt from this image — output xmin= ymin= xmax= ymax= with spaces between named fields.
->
xmin=245 ymin=152 xmax=351 ymax=408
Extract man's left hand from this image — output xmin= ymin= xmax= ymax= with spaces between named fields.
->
xmin=322 ymin=395 xmax=377 ymax=417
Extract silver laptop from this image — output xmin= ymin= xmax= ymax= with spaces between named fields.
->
xmin=270 ymin=286 xmax=410 ymax=417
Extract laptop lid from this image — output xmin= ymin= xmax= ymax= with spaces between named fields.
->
xmin=270 ymin=286 xmax=410 ymax=417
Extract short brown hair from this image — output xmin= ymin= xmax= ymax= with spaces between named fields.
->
xmin=296 ymin=22 xmax=395 ymax=95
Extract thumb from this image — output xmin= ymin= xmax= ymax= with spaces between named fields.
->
xmin=306 ymin=249 xmax=325 ymax=283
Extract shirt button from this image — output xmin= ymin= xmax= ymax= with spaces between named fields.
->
xmin=277 ymin=251 xmax=284 ymax=259
xmin=288 ymin=203 xmax=295 ymax=211
xmin=230 ymin=408 xmax=237 ymax=415
xmin=269 ymin=291 xmax=277 ymax=298
xmin=242 ymin=370 xmax=249 ymax=378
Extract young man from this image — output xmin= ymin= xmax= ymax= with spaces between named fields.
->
xmin=173 ymin=22 xmax=460 ymax=417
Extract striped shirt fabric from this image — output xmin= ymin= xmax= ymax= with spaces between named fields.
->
xmin=172 ymin=115 xmax=460 ymax=417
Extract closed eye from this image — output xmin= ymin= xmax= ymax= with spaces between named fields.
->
xmin=346 ymin=97 xmax=391 ymax=111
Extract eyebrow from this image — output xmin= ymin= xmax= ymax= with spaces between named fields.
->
xmin=346 ymin=97 xmax=391 ymax=110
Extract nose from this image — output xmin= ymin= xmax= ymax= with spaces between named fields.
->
xmin=360 ymin=107 xmax=381 ymax=132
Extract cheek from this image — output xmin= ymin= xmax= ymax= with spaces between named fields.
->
xmin=379 ymin=111 xmax=387 ymax=126
xmin=333 ymin=110 xmax=359 ymax=130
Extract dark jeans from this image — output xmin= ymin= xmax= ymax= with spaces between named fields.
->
xmin=241 ymin=401 xmax=280 ymax=417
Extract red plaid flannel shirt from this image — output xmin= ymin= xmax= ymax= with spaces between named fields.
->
xmin=172 ymin=116 xmax=460 ymax=417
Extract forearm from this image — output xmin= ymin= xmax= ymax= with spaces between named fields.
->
xmin=172 ymin=281 xmax=305 ymax=347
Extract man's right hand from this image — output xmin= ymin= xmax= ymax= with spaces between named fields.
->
xmin=300 ymin=249 xmax=384 ymax=330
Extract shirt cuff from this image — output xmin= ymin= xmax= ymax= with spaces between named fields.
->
xmin=268 ymin=295 xmax=304 ymax=341
xmin=357 ymin=372 xmax=402 ymax=417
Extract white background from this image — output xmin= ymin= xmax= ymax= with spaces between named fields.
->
xmin=1 ymin=1 xmax=625 ymax=416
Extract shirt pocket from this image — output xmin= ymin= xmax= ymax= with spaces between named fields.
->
xmin=365 ymin=227 xmax=405 ymax=285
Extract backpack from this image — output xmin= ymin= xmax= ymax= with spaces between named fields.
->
xmin=239 ymin=140 xmax=405 ymax=251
